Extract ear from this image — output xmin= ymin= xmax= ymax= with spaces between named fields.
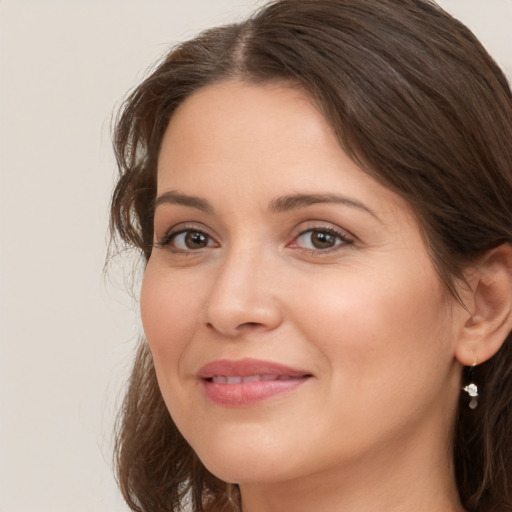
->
xmin=455 ymin=244 xmax=512 ymax=366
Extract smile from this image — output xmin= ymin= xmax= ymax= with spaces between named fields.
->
xmin=198 ymin=359 xmax=312 ymax=407
xmin=210 ymin=374 xmax=299 ymax=383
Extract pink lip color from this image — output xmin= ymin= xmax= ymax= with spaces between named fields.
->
xmin=197 ymin=358 xmax=312 ymax=407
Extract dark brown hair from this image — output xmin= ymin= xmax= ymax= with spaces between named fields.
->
xmin=110 ymin=1 xmax=512 ymax=511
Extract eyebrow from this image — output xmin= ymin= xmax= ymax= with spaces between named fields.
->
xmin=154 ymin=191 xmax=214 ymax=213
xmin=154 ymin=190 xmax=378 ymax=219
xmin=268 ymin=193 xmax=378 ymax=219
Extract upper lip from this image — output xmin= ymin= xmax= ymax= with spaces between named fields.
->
xmin=197 ymin=358 xmax=312 ymax=380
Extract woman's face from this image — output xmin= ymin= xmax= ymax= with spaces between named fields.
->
xmin=141 ymin=81 xmax=465 ymax=485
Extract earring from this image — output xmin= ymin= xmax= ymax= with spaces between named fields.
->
xmin=462 ymin=363 xmax=478 ymax=409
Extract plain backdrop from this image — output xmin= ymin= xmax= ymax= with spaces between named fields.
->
xmin=0 ymin=1 xmax=511 ymax=511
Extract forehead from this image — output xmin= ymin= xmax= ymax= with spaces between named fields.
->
xmin=158 ymin=81 xmax=344 ymax=184
xmin=159 ymin=80 xmax=329 ymax=167
xmin=156 ymin=80 xmax=410 ymax=221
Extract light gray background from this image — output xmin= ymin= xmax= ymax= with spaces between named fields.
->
xmin=0 ymin=1 xmax=511 ymax=511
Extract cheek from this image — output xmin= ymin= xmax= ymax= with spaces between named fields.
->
xmin=140 ymin=265 xmax=204 ymax=372
xmin=284 ymin=266 xmax=457 ymax=452
xmin=288 ymin=262 xmax=453 ymax=388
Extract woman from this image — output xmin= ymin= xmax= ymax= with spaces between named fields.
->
xmin=110 ymin=1 xmax=512 ymax=511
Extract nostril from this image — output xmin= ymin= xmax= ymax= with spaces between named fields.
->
xmin=238 ymin=322 xmax=264 ymax=330
xmin=205 ymin=320 xmax=265 ymax=336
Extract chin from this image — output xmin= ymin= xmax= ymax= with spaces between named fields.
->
xmin=185 ymin=424 xmax=306 ymax=484
xmin=199 ymin=452 xmax=297 ymax=485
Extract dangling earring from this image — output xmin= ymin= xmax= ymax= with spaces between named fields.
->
xmin=462 ymin=363 xmax=479 ymax=409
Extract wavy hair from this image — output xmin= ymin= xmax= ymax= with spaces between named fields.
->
xmin=110 ymin=1 xmax=512 ymax=510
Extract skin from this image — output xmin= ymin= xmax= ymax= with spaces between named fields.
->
xmin=141 ymin=81 xmax=470 ymax=511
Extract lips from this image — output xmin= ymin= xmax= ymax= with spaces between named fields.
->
xmin=211 ymin=374 xmax=297 ymax=383
xmin=197 ymin=358 xmax=312 ymax=407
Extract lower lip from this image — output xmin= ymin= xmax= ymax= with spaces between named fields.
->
xmin=202 ymin=378 xmax=309 ymax=407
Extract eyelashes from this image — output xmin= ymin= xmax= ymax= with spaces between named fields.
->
xmin=154 ymin=223 xmax=354 ymax=255
xmin=157 ymin=229 xmax=217 ymax=251
xmin=154 ymin=225 xmax=218 ymax=252
xmin=291 ymin=227 xmax=353 ymax=252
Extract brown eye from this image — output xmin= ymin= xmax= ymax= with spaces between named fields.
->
xmin=166 ymin=229 xmax=216 ymax=251
xmin=184 ymin=231 xmax=209 ymax=249
xmin=309 ymin=230 xmax=337 ymax=249
xmin=294 ymin=228 xmax=351 ymax=251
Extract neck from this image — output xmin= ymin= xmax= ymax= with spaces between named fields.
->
xmin=238 ymin=426 xmax=465 ymax=512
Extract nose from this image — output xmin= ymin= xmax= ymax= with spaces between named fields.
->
xmin=204 ymin=249 xmax=283 ymax=337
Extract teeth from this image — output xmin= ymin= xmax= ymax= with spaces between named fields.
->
xmin=210 ymin=374 xmax=289 ymax=383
